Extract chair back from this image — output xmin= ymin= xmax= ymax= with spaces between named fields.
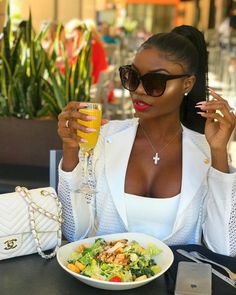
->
xmin=94 ymin=65 xmax=116 ymax=102
xmin=104 ymin=43 xmax=120 ymax=65
xmin=49 ymin=149 xmax=62 ymax=191
xmin=90 ymin=65 xmax=117 ymax=117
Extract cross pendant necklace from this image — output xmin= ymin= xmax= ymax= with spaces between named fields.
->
xmin=153 ymin=153 xmax=160 ymax=165
xmin=139 ymin=123 xmax=182 ymax=165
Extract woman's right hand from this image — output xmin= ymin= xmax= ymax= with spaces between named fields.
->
xmin=58 ymin=101 xmax=96 ymax=150
xmin=58 ymin=101 xmax=99 ymax=171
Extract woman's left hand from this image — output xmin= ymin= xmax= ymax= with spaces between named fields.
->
xmin=196 ymin=88 xmax=236 ymax=150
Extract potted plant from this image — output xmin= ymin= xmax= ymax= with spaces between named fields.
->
xmin=0 ymin=6 xmax=92 ymax=168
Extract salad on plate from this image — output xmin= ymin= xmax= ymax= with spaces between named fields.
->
xmin=66 ymin=238 xmax=162 ymax=282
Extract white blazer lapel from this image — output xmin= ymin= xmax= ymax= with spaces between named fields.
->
xmin=104 ymin=123 xmax=210 ymax=231
xmin=105 ymin=120 xmax=139 ymax=228
xmin=176 ymin=128 xmax=210 ymax=219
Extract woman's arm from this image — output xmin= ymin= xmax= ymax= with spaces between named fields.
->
xmin=196 ymin=89 xmax=236 ymax=255
xmin=58 ymin=155 xmax=93 ymax=242
xmin=210 ymin=147 xmax=229 ymax=173
xmin=57 ymin=101 xmax=99 ymax=240
xmin=61 ymin=144 xmax=79 ymax=171
xmin=202 ymin=167 xmax=236 ymax=256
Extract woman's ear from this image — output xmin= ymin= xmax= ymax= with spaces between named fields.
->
xmin=183 ymin=75 xmax=196 ymax=94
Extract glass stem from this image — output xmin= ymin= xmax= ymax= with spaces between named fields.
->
xmin=83 ymin=151 xmax=89 ymax=180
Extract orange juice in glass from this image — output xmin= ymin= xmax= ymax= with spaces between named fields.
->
xmin=77 ymin=103 xmax=102 ymax=153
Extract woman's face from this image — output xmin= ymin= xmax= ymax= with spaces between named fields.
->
xmin=130 ymin=47 xmax=195 ymax=120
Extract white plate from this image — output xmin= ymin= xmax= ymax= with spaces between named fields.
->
xmin=57 ymin=232 xmax=174 ymax=290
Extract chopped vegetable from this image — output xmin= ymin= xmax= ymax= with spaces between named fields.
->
xmin=67 ymin=239 xmax=162 ymax=282
xmin=109 ymin=276 xmax=122 ymax=282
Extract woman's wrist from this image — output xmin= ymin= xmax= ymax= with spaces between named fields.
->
xmin=62 ymin=143 xmax=80 ymax=172
xmin=211 ymin=147 xmax=229 ymax=173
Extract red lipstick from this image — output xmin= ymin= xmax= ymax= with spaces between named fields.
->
xmin=133 ymin=100 xmax=151 ymax=111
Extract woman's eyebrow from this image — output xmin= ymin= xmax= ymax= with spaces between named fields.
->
xmin=131 ymin=64 xmax=170 ymax=74
xmin=149 ymin=68 xmax=170 ymax=74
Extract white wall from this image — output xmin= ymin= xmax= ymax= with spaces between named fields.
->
xmin=21 ymin=0 xmax=54 ymax=31
xmin=177 ymin=1 xmax=195 ymax=26
xmin=215 ymin=0 xmax=225 ymax=28
xmin=57 ymin=0 xmax=80 ymax=24
xmin=199 ymin=0 xmax=211 ymax=30
xmin=11 ymin=0 xmax=100 ymax=31
xmin=81 ymin=0 xmax=96 ymax=21
xmin=57 ymin=0 xmax=97 ymax=24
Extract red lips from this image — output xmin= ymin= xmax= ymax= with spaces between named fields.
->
xmin=133 ymin=100 xmax=151 ymax=112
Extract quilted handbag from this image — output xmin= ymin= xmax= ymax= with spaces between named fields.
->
xmin=0 ymin=186 xmax=63 ymax=260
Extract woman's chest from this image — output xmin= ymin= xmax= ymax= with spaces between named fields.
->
xmin=124 ymin=140 xmax=182 ymax=198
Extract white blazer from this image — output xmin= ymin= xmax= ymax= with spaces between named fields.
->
xmin=58 ymin=118 xmax=236 ymax=256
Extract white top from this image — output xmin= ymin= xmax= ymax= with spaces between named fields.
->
xmin=124 ymin=193 xmax=181 ymax=240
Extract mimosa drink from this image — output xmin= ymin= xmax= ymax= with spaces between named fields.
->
xmin=77 ymin=103 xmax=102 ymax=152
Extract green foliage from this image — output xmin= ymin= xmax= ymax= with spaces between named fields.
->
xmin=0 ymin=6 xmax=92 ymax=119
xmin=42 ymin=25 xmax=92 ymax=117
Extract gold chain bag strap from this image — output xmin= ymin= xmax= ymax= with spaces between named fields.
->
xmin=0 ymin=186 xmax=63 ymax=260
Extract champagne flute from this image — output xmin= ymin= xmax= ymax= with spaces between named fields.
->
xmin=76 ymin=102 xmax=102 ymax=201
xmin=77 ymin=103 xmax=102 ymax=153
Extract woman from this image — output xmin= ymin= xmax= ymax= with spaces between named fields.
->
xmin=57 ymin=25 xmax=236 ymax=256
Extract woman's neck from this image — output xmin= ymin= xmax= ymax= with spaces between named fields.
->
xmin=138 ymin=117 xmax=182 ymax=140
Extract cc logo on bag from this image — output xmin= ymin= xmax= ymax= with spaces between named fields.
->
xmin=4 ymin=239 xmax=17 ymax=250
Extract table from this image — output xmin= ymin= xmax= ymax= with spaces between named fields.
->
xmin=0 ymin=245 xmax=235 ymax=295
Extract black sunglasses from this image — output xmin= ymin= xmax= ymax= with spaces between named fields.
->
xmin=119 ymin=65 xmax=190 ymax=97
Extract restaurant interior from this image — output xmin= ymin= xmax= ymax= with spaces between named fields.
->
xmin=0 ymin=0 xmax=235 ymax=193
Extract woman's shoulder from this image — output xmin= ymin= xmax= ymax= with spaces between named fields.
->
xmin=183 ymin=125 xmax=210 ymax=153
xmin=100 ymin=118 xmax=138 ymax=136
xmin=183 ymin=125 xmax=207 ymax=142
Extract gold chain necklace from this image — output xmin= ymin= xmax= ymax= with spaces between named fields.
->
xmin=139 ymin=123 xmax=182 ymax=165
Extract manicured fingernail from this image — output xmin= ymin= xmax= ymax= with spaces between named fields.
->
xmin=80 ymin=138 xmax=88 ymax=142
xmin=195 ymin=105 xmax=206 ymax=110
xmin=80 ymin=102 xmax=88 ymax=107
xmin=208 ymin=88 xmax=215 ymax=94
xmin=86 ymin=116 xmax=96 ymax=120
xmin=197 ymin=112 xmax=205 ymax=115
xmin=196 ymin=101 xmax=207 ymax=105
xmin=86 ymin=127 xmax=96 ymax=132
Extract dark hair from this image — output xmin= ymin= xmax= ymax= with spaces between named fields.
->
xmin=140 ymin=25 xmax=208 ymax=134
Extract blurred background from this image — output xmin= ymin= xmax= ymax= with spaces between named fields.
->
xmin=0 ymin=0 xmax=235 ymax=192
xmin=0 ymin=0 xmax=234 ymax=34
